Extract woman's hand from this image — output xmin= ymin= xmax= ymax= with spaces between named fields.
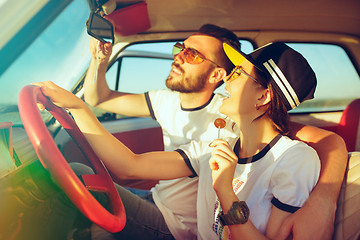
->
xmin=209 ymin=139 xmax=238 ymax=196
xmin=32 ymin=81 xmax=86 ymax=111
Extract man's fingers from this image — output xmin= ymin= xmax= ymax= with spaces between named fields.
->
xmin=274 ymin=221 xmax=292 ymax=240
xmin=103 ymin=42 xmax=112 ymax=56
xmin=36 ymin=103 xmax=46 ymax=111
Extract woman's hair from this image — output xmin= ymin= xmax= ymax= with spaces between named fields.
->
xmin=254 ymin=68 xmax=290 ymax=135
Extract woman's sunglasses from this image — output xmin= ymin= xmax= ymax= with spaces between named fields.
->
xmin=172 ymin=42 xmax=220 ymax=67
xmin=225 ymin=66 xmax=260 ymax=84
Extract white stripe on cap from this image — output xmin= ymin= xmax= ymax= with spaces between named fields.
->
xmin=263 ymin=59 xmax=300 ymax=109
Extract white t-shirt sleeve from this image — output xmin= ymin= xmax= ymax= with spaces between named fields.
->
xmin=146 ymin=90 xmax=178 ymax=120
xmin=270 ymin=143 xmax=320 ymax=212
xmin=145 ymin=89 xmax=163 ymax=120
xmin=176 ymin=140 xmax=212 ymax=177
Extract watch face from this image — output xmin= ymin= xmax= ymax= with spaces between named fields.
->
xmin=231 ymin=201 xmax=245 ymax=223
xmin=233 ymin=206 xmax=244 ymax=220
xmin=219 ymin=201 xmax=250 ymax=226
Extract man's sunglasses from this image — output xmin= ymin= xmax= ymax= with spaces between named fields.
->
xmin=172 ymin=42 xmax=220 ymax=67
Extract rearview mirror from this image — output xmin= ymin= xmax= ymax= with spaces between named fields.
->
xmin=86 ymin=12 xmax=114 ymax=44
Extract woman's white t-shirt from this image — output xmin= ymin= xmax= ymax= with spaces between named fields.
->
xmin=177 ymin=135 xmax=320 ymax=240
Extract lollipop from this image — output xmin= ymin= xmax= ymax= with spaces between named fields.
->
xmin=214 ymin=118 xmax=226 ymax=138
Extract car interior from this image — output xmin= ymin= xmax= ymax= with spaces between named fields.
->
xmin=0 ymin=0 xmax=359 ymax=239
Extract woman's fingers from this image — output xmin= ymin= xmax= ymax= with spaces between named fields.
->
xmin=209 ymin=139 xmax=238 ymax=162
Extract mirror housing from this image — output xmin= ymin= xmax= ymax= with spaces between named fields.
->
xmin=86 ymin=12 xmax=114 ymax=44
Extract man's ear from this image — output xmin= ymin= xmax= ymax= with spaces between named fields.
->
xmin=209 ymin=67 xmax=227 ymax=84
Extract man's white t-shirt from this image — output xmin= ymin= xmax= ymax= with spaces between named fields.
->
xmin=177 ymin=135 xmax=320 ymax=240
xmin=145 ymin=89 xmax=238 ymax=239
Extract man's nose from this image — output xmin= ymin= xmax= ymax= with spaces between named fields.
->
xmin=173 ymin=50 xmax=186 ymax=64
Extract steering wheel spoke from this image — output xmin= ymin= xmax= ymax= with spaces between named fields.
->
xmin=82 ymin=174 xmax=113 ymax=192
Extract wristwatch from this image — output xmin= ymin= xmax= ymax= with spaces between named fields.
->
xmin=218 ymin=201 xmax=250 ymax=226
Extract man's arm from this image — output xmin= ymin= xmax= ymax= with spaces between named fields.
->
xmin=36 ymin=81 xmax=191 ymax=180
xmin=83 ymin=37 xmax=150 ymax=117
xmin=275 ymin=122 xmax=348 ymax=240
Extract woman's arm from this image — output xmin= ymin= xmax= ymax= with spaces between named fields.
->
xmin=35 ymin=81 xmax=192 ymax=180
xmin=209 ymin=139 xmax=274 ymax=240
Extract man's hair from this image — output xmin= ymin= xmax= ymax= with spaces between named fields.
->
xmin=197 ymin=24 xmax=240 ymax=75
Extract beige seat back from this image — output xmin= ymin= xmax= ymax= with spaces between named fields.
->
xmin=334 ymin=152 xmax=360 ymax=240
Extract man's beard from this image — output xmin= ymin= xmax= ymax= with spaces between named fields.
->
xmin=165 ymin=64 xmax=212 ymax=93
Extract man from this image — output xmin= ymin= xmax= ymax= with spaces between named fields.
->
xmin=85 ymin=24 xmax=240 ymax=239
xmin=84 ymin=24 xmax=348 ymax=239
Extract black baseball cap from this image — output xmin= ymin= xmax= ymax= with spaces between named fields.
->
xmin=223 ymin=42 xmax=317 ymax=111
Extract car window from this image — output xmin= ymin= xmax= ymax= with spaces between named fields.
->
xmin=117 ymin=57 xmax=172 ymax=93
xmin=99 ymin=41 xmax=360 ymax=120
xmin=287 ymin=43 xmax=360 ymax=113
xmin=0 ymin=0 xmax=91 ymax=125
xmin=0 ymin=0 xmax=91 ymax=174
xmin=108 ymin=40 xmax=254 ymax=93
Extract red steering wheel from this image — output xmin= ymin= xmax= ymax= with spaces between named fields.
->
xmin=18 ymin=85 xmax=126 ymax=233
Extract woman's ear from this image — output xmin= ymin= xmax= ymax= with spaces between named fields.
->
xmin=257 ymin=88 xmax=272 ymax=106
xmin=209 ymin=67 xmax=227 ymax=84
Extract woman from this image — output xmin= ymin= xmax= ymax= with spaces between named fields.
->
xmin=35 ymin=42 xmax=319 ymax=239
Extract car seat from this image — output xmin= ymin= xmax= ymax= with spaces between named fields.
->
xmin=333 ymin=99 xmax=360 ymax=239
xmin=336 ymin=99 xmax=360 ymax=152
xmin=333 ymin=152 xmax=360 ymax=240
